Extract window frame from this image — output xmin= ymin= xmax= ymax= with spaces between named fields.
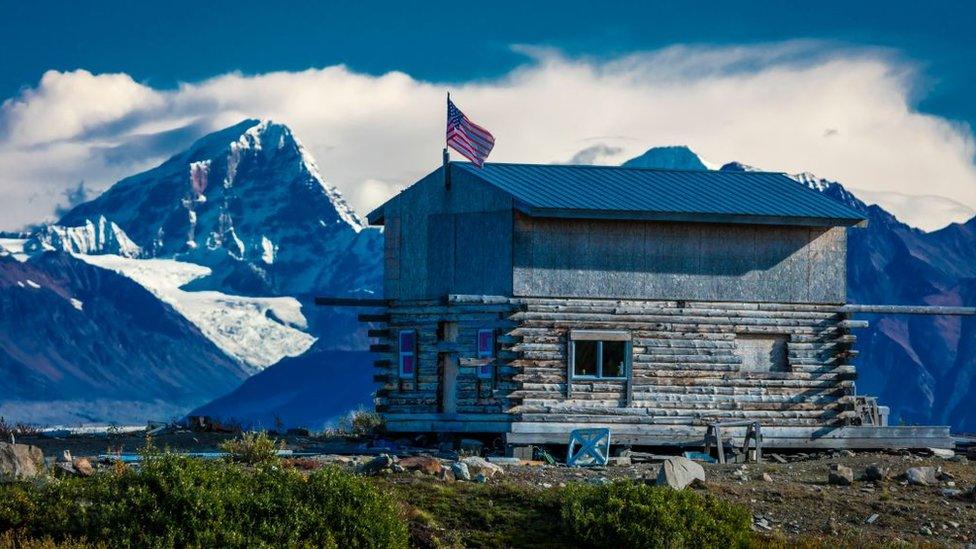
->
xmin=476 ymin=328 xmax=495 ymax=380
xmin=568 ymin=330 xmax=631 ymax=381
xmin=397 ymin=329 xmax=417 ymax=379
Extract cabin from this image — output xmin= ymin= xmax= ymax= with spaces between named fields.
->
xmin=353 ymin=162 xmax=953 ymax=451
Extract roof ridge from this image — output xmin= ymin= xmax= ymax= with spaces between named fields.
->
xmin=453 ymin=160 xmax=789 ymax=176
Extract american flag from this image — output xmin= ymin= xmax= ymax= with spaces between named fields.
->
xmin=446 ymin=98 xmax=494 ymax=167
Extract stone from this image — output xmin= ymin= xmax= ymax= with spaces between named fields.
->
xmin=940 ymin=488 xmax=963 ymax=497
xmin=865 ymin=513 xmax=879 ymax=525
xmin=928 ymin=448 xmax=955 ymax=459
xmin=0 ymin=442 xmax=44 ymax=482
xmin=906 ymin=466 xmax=938 ymax=486
xmin=654 ymin=456 xmax=706 ymax=490
xmin=608 ymin=456 xmax=632 ymax=467
xmin=839 ymin=450 xmax=856 ymax=457
xmin=73 ymin=458 xmax=94 ymax=477
xmin=58 ymin=450 xmax=73 ymax=463
xmin=359 ymin=454 xmax=394 ymax=475
xmin=451 ymin=461 xmax=471 ymax=481
xmin=462 ymin=456 xmax=504 ymax=479
xmin=828 ymin=464 xmax=854 ymax=486
xmin=398 ymin=456 xmax=444 ymax=476
xmin=473 ymin=473 xmax=487 ymax=483
xmin=762 ymin=472 xmax=773 ymax=482
xmin=864 ymin=463 xmax=890 ymax=482
xmin=437 ymin=467 xmax=455 ymax=482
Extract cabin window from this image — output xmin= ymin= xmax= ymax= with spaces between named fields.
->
xmin=398 ymin=330 xmax=417 ymax=378
xmin=735 ymin=334 xmax=789 ymax=372
xmin=476 ymin=328 xmax=494 ymax=379
xmin=570 ymin=331 xmax=630 ymax=379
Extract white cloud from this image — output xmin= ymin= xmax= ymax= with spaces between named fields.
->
xmin=1 ymin=42 xmax=975 ymax=231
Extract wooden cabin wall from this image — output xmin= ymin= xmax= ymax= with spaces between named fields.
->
xmin=372 ymin=300 xmax=518 ymax=417
xmin=381 ymin=168 xmax=515 ymax=301
xmin=512 ymin=214 xmax=847 ymax=304
xmin=506 ymin=298 xmax=858 ymax=427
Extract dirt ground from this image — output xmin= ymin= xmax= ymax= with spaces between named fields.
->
xmin=15 ymin=431 xmax=976 ymax=547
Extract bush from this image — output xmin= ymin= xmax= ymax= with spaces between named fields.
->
xmin=332 ymin=409 xmax=384 ymax=438
xmin=561 ymin=481 xmax=751 ymax=548
xmin=0 ymin=450 xmax=407 ymax=548
xmin=218 ymin=431 xmax=283 ymax=465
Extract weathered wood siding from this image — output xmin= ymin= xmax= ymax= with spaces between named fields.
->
xmin=512 ymin=214 xmax=847 ymax=304
xmin=372 ymin=299 xmax=518 ymax=418
xmin=381 ymin=168 xmax=515 ymax=300
xmin=506 ymin=297 xmax=857 ymax=428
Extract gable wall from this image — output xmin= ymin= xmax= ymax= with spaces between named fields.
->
xmin=513 ymin=214 xmax=847 ymax=304
xmin=381 ymin=167 xmax=515 ymax=300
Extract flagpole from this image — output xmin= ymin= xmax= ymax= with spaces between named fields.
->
xmin=443 ymin=91 xmax=451 ymax=190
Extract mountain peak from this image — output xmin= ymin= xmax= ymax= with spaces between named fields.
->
xmin=623 ymin=146 xmax=708 ymax=171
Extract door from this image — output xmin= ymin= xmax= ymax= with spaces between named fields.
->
xmin=439 ymin=353 xmax=459 ymax=414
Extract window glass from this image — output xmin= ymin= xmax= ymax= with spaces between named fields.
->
xmin=573 ymin=340 xmax=598 ymax=377
xmin=602 ymin=341 xmax=626 ymax=378
xmin=398 ymin=330 xmax=416 ymax=378
xmin=477 ymin=364 xmax=492 ymax=379
xmin=477 ymin=329 xmax=494 ymax=358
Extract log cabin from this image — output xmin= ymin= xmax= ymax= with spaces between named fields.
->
xmin=351 ymin=161 xmax=953 ymax=451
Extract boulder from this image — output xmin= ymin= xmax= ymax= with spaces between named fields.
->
xmin=828 ymin=464 xmax=854 ymax=486
xmin=399 ymin=456 xmax=444 ymax=476
xmin=0 ymin=442 xmax=44 ymax=482
xmin=906 ymin=466 xmax=938 ymax=486
xmin=359 ymin=454 xmax=395 ymax=476
xmin=864 ymin=463 xmax=890 ymax=482
xmin=654 ymin=457 xmax=705 ymax=490
xmin=451 ymin=461 xmax=471 ymax=481
xmin=461 ymin=456 xmax=504 ymax=479
xmin=928 ymin=448 xmax=955 ymax=459
xmin=73 ymin=458 xmax=94 ymax=477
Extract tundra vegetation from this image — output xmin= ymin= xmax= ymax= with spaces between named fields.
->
xmin=0 ymin=438 xmax=756 ymax=548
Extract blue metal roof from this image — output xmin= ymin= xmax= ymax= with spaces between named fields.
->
xmin=453 ymin=162 xmax=866 ymax=227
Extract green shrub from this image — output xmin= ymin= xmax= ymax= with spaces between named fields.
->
xmin=561 ymin=481 xmax=751 ymax=548
xmin=218 ymin=431 xmax=284 ymax=465
xmin=0 ymin=450 xmax=407 ymax=548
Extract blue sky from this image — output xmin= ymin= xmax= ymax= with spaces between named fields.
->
xmin=1 ymin=1 xmax=975 ymax=231
xmin=4 ymin=1 xmax=973 ymax=126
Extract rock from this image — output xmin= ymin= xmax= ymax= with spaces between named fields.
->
xmin=828 ymin=464 xmax=854 ymax=486
xmin=928 ymin=448 xmax=955 ymax=459
xmin=906 ymin=466 xmax=938 ymax=486
xmin=398 ymin=456 xmax=444 ymax=476
xmin=58 ymin=450 xmax=73 ymax=463
xmin=940 ymin=488 xmax=963 ymax=498
xmin=359 ymin=454 xmax=394 ymax=475
xmin=864 ymin=463 xmax=890 ymax=482
xmin=72 ymin=458 xmax=94 ymax=477
xmin=473 ymin=473 xmax=487 ymax=483
xmin=54 ymin=461 xmax=77 ymax=477
xmin=865 ymin=513 xmax=879 ymax=525
xmin=608 ymin=456 xmax=632 ymax=467
xmin=0 ymin=442 xmax=44 ymax=482
xmin=762 ymin=472 xmax=773 ymax=482
xmin=459 ymin=439 xmax=484 ymax=455
xmin=451 ymin=461 xmax=471 ymax=481
xmin=654 ymin=457 xmax=705 ymax=490
xmin=839 ymin=450 xmax=856 ymax=457
xmin=437 ymin=467 xmax=455 ymax=482
xmin=462 ymin=456 xmax=504 ymax=479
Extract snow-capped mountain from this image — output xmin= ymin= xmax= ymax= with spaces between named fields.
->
xmin=55 ymin=119 xmax=382 ymax=298
xmin=0 ymin=251 xmax=250 ymax=425
xmin=2 ymin=120 xmax=384 ymax=425
xmin=635 ymin=147 xmax=976 ymax=431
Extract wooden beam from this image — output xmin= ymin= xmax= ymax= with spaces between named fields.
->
xmin=842 ymin=304 xmax=976 ymax=315
xmin=315 ymin=297 xmax=388 ymax=307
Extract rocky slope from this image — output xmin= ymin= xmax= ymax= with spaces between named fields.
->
xmin=0 ymin=252 xmax=250 ymax=424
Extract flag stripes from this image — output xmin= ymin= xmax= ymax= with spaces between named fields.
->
xmin=446 ymin=98 xmax=494 ymax=167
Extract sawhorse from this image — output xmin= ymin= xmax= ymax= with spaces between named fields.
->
xmin=703 ymin=421 xmax=763 ymax=464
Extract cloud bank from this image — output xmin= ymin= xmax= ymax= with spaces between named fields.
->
xmin=2 ymin=42 xmax=975 ymax=231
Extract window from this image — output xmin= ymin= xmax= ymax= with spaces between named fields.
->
xmin=735 ymin=334 xmax=788 ymax=372
xmin=398 ymin=330 xmax=417 ymax=378
xmin=570 ymin=331 xmax=630 ymax=379
xmin=476 ymin=329 xmax=494 ymax=379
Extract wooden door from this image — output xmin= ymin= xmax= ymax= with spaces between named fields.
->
xmin=439 ymin=353 xmax=459 ymax=414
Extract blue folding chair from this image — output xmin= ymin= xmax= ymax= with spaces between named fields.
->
xmin=566 ymin=428 xmax=611 ymax=467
